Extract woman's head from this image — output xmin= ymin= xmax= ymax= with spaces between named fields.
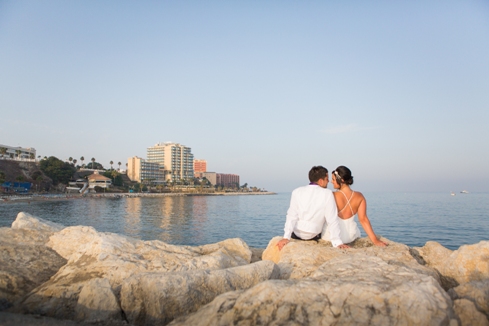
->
xmin=332 ymin=166 xmax=354 ymax=187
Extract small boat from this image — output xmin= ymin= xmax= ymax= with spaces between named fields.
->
xmin=460 ymin=190 xmax=469 ymax=194
xmin=450 ymin=192 xmax=456 ymax=196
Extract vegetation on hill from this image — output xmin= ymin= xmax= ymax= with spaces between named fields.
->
xmin=39 ymin=156 xmax=76 ymax=185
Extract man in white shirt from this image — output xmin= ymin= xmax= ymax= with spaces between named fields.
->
xmin=277 ymin=166 xmax=350 ymax=250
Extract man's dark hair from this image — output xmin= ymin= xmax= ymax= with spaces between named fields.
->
xmin=308 ymin=166 xmax=328 ymax=183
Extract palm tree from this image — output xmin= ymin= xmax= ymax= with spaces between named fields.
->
xmin=80 ymin=156 xmax=85 ymax=167
xmin=73 ymin=159 xmax=77 ymax=167
xmin=110 ymin=161 xmax=114 ymax=170
xmin=69 ymin=157 xmax=73 ymax=164
xmin=15 ymin=149 xmax=21 ymax=160
xmin=118 ymin=162 xmax=121 ymax=171
xmin=91 ymin=158 xmax=95 ymax=169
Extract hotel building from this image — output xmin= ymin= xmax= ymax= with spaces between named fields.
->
xmin=146 ymin=142 xmax=194 ymax=183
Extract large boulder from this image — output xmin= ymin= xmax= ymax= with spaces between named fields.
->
xmin=414 ymin=241 xmax=489 ymax=287
xmin=121 ymin=260 xmax=280 ymax=325
xmin=449 ymin=279 xmax=489 ymax=325
xmin=74 ymin=278 xmax=122 ymax=322
xmin=0 ymin=213 xmax=66 ymax=310
xmin=12 ymin=224 xmax=253 ymax=321
xmin=169 ymin=253 xmax=456 ymax=325
xmin=262 ymin=236 xmax=436 ymax=280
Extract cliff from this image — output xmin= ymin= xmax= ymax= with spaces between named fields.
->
xmin=0 ymin=212 xmax=488 ymax=325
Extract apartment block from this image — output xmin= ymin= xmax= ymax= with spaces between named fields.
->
xmin=127 ymin=156 xmax=164 ymax=183
xmin=217 ymin=173 xmax=240 ymax=188
xmin=147 ymin=142 xmax=194 ymax=182
xmin=201 ymin=172 xmax=240 ymax=188
xmin=0 ymin=144 xmax=36 ymax=161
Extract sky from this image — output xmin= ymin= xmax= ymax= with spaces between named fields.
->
xmin=1 ymin=0 xmax=488 ymax=193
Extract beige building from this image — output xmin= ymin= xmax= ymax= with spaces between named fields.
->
xmin=87 ymin=171 xmax=112 ymax=190
xmin=147 ymin=142 xmax=194 ymax=182
xmin=127 ymin=156 xmax=164 ymax=183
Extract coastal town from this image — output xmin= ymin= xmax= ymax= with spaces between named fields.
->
xmin=0 ymin=142 xmax=270 ymax=199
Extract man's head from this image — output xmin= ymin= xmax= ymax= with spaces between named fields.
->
xmin=308 ymin=166 xmax=329 ymax=188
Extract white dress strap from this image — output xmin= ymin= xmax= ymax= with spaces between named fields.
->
xmin=338 ymin=190 xmax=355 ymax=216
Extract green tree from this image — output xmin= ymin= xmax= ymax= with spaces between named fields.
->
xmin=15 ymin=175 xmax=25 ymax=181
xmin=40 ymin=156 xmax=76 ymax=185
xmin=15 ymin=149 xmax=21 ymax=160
xmin=0 ymin=147 xmax=7 ymax=157
xmin=29 ymin=153 xmax=35 ymax=160
xmin=80 ymin=156 xmax=85 ymax=167
xmin=91 ymin=158 xmax=95 ymax=168
xmin=118 ymin=162 xmax=121 ymax=171
xmin=0 ymin=171 xmax=5 ymax=184
xmin=73 ymin=159 xmax=77 ymax=167
xmin=110 ymin=161 xmax=114 ymax=170
xmin=69 ymin=157 xmax=73 ymax=164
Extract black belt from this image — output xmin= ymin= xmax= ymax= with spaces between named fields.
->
xmin=291 ymin=232 xmax=321 ymax=241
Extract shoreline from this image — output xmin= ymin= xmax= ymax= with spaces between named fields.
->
xmin=0 ymin=191 xmax=276 ymax=204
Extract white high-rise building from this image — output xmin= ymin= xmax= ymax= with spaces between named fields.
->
xmin=147 ymin=142 xmax=194 ymax=183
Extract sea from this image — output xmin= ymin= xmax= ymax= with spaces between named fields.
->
xmin=1 ymin=192 xmax=488 ymax=250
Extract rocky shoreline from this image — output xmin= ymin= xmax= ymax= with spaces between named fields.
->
xmin=1 ymin=212 xmax=488 ymax=325
xmin=0 ymin=191 xmax=276 ymax=204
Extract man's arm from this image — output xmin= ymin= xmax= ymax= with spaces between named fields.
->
xmin=324 ymin=194 xmax=348 ymax=248
xmin=277 ymin=191 xmax=299 ymax=250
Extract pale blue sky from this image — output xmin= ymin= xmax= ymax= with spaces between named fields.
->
xmin=1 ymin=0 xmax=488 ymax=192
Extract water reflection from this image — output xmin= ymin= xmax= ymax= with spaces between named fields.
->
xmin=124 ymin=197 xmax=142 ymax=239
xmin=1 ymin=193 xmax=488 ymax=249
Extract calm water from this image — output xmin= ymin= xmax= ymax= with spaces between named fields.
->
xmin=1 ymin=192 xmax=488 ymax=250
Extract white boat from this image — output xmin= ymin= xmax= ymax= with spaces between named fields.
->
xmin=450 ymin=192 xmax=456 ymax=196
xmin=460 ymin=190 xmax=469 ymax=194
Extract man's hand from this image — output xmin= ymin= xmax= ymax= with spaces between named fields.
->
xmin=337 ymin=244 xmax=350 ymax=249
xmin=276 ymin=239 xmax=290 ymax=251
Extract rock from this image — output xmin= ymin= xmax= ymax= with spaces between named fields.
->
xmin=74 ymin=278 xmax=122 ymax=322
xmin=262 ymin=236 xmax=436 ymax=280
xmin=13 ymin=224 xmax=252 ymax=321
xmin=0 ymin=213 xmax=67 ymax=311
xmin=452 ymin=299 xmax=489 ymax=326
xmin=249 ymin=247 xmax=264 ymax=263
xmin=169 ymin=253 xmax=456 ymax=326
xmin=0 ymin=243 xmax=66 ymax=311
xmin=414 ymin=241 xmax=489 ymax=287
xmin=449 ymin=279 xmax=489 ymax=323
xmin=121 ymin=260 xmax=280 ymax=325
xmin=11 ymin=212 xmax=64 ymax=234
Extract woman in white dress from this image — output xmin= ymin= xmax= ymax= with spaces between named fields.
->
xmin=322 ymin=166 xmax=387 ymax=246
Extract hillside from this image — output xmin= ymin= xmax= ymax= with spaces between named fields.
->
xmin=0 ymin=160 xmax=53 ymax=189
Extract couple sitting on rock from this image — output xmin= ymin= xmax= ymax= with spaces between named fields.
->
xmin=277 ymin=165 xmax=387 ymax=250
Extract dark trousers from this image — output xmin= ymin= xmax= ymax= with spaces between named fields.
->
xmin=291 ymin=232 xmax=321 ymax=241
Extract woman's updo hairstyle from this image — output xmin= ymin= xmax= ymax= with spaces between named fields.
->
xmin=333 ymin=166 xmax=354 ymax=186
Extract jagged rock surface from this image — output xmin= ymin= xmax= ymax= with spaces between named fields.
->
xmin=1 ymin=212 xmax=488 ymax=325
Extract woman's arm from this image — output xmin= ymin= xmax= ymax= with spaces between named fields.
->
xmin=357 ymin=196 xmax=388 ymax=247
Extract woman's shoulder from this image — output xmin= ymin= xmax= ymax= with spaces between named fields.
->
xmin=352 ymin=190 xmax=366 ymax=204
